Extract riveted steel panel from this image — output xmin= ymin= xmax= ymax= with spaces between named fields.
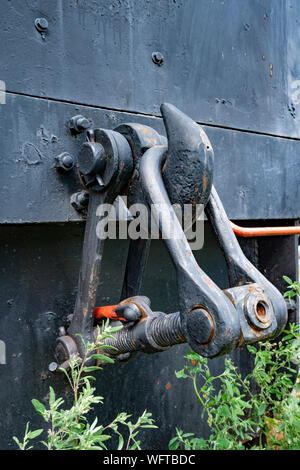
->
xmin=0 ymin=0 xmax=299 ymax=452
xmin=1 ymin=0 xmax=300 ymax=137
xmin=1 ymin=93 xmax=300 ymax=223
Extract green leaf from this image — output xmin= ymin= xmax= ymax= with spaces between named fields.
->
xmin=12 ymin=436 xmax=22 ymax=449
xmin=31 ymin=399 xmax=46 ymax=417
xmin=49 ymin=386 xmax=55 ymax=405
xmin=175 ymin=369 xmax=188 ymax=379
xmin=257 ymin=403 xmax=267 ymax=416
xmin=91 ymin=354 xmax=115 ymax=363
xmin=28 ymin=429 xmax=44 ymax=440
xmin=117 ymin=433 xmax=124 ymax=450
xmin=169 ymin=437 xmax=180 ymax=450
xmin=82 ymin=366 xmax=103 ymax=372
xmin=283 ymin=276 xmax=293 ymax=285
xmin=216 ymin=436 xmax=230 ymax=449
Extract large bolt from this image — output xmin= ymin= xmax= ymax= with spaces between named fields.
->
xmin=77 ymin=142 xmax=106 ymax=177
xmin=186 ymin=308 xmax=215 ymax=345
xmin=55 ymin=335 xmax=78 ymax=365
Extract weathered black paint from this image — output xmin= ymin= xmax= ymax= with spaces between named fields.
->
xmin=0 ymin=0 xmax=299 ymax=451
xmin=2 ymin=0 xmax=300 ymax=138
xmin=1 ymin=93 xmax=300 ymax=223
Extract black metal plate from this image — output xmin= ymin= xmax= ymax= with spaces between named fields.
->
xmin=1 ymin=0 xmax=300 ymax=138
xmin=0 ymin=93 xmax=299 ymax=223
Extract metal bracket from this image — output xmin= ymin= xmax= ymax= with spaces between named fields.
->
xmin=53 ymin=103 xmax=288 ymax=369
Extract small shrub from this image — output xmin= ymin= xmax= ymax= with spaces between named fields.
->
xmin=13 ymin=322 xmax=157 ymax=450
xmin=170 ymin=278 xmax=300 ymax=451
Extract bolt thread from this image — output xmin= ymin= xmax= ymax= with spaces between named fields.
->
xmin=101 ymin=328 xmax=137 ymax=355
xmin=99 ymin=311 xmax=185 ymax=356
xmin=150 ymin=312 xmax=185 ymax=347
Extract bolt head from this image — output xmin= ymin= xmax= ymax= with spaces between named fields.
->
xmin=69 ymin=115 xmax=91 ymax=134
xmin=76 ymin=117 xmax=91 ymax=131
xmin=55 ymin=335 xmax=78 ymax=365
xmin=186 ymin=308 xmax=215 ymax=345
xmin=55 ymin=152 xmax=74 ymax=172
xmin=48 ymin=362 xmax=58 ymax=372
xmin=62 ymin=154 xmax=74 ymax=169
xmin=77 ymin=142 xmax=106 ymax=176
xmin=70 ymin=191 xmax=89 ymax=212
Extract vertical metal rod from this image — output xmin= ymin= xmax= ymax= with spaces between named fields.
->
xmin=68 ymin=191 xmax=106 ymax=355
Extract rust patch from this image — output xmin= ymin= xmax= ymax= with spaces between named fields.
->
xmin=250 ymin=327 xmax=263 ymax=338
xmin=256 ymin=302 xmax=266 ymax=318
xmin=202 ymin=276 xmax=216 ymax=290
xmin=120 ymin=161 xmax=124 ymax=170
xmin=203 ymin=173 xmax=208 ymax=190
xmin=119 ymin=298 xmax=148 ymax=320
xmin=245 ymin=262 xmax=254 ymax=271
xmin=140 ymin=127 xmax=152 ymax=135
xmin=223 ymin=289 xmax=236 ymax=307
xmin=178 ymin=334 xmax=186 ymax=343
xmin=237 ymin=331 xmax=244 ymax=348
xmin=166 ymin=382 xmax=172 ymax=391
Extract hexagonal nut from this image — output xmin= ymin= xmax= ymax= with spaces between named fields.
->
xmin=55 ymin=152 xmax=74 ymax=172
xmin=69 ymin=115 xmax=91 ymax=134
xmin=70 ymin=191 xmax=89 ymax=212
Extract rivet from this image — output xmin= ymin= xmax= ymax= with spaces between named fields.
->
xmin=35 ymin=18 xmax=48 ymax=33
xmin=152 ymin=51 xmax=164 ymax=66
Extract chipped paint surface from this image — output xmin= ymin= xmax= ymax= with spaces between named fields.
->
xmin=22 ymin=143 xmax=43 ymax=165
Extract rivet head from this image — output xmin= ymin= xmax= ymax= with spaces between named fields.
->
xmin=35 ymin=18 xmax=48 ymax=33
xmin=152 ymin=51 xmax=164 ymax=66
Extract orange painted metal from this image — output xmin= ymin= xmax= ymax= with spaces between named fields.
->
xmin=94 ymin=305 xmax=126 ymax=322
xmin=230 ymin=221 xmax=300 ymax=238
